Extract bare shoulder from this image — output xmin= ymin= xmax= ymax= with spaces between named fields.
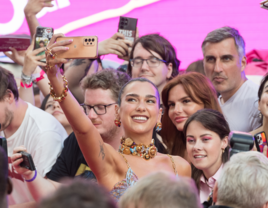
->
xmin=171 ymin=155 xmax=191 ymax=177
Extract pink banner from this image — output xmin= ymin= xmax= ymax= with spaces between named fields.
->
xmin=1 ymin=0 xmax=267 ymax=69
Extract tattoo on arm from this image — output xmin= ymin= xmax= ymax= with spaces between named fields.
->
xmin=98 ymin=141 xmax=105 ymax=160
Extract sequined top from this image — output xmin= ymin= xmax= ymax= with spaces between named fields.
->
xmin=110 ymin=153 xmax=178 ymax=201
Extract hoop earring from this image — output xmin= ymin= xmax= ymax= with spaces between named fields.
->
xmin=222 ymin=148 xmax=225 ymax=153
xmin=155 ymin=122 xmax=162 ymax=132
xmin=114 ymin=117 xmax=121 ymax=127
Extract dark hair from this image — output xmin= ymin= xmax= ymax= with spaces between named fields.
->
xmin=186 ymin=59 xmax=205 ymax=75
xmin=81 ymin=69 xmax=130 ymax=102
xmin=127 ymin=34 xmax=180 ymax=79
xmin=183 ymin=109 xmax=230 ymax=190
xmin=118 ymin=78 xmax=160 ymax=108
xmin=258 ymin=73 xmax=268 ymax=102
xmin=161 ymin=72 xmax=222 ymax=157
xmin=40 ymin=94 xmax=51 ymax=111
xmin=38 ymin=178 xmax=116 ymax=208
xmin=39 ymin=40 xmax=45 ymax=44
xmin=0 ymin=66 xmax=19 ymax=101
xmin=0 ymin=146 xmax=8 ymax=207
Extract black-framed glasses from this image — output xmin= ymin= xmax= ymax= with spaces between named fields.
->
xmin=80 ymin=103 xmax=117 ymax=115
xmin=130 ymin=57 xmax=166 ymax=68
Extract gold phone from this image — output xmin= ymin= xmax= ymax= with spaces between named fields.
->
xmin=56 ymin=36 xmax=98 ymax=59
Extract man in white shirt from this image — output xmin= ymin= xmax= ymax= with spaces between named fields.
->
xmin=0 ymin=66 xmax=67 ymax=205
xmin=202 ymin=26 xmax=260 ymax=132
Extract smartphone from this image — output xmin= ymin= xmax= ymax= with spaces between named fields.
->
xmin=118 ymin=16 xmax=138 ymax=43
xmin=0 ymin=136 xmax=7 ymax=156
xmin=19 ymin=151 xmax=36 ymax=171
xmin=260 ymin=0 xmax=268 ymax=10
xmin=254 ymin=131 xmax=267 ymax=154
xmin=56 ymin=36 xmax=98 ymax=59
xmin=34 ymin=26 xmax=54 ymax=63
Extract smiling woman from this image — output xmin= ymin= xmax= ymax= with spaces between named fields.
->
xmin=183 ymin=109 xmax=230 ymax=203
xmin=32 ymin=33 xmax=191 ymax=202
xmin=161 ymin=72 xmax=222 ymax=159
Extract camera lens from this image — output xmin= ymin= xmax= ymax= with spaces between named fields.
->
xmin=85 ymin=39 xmax=87 ymax=42
xmin=92 ymin=39 xmax=95 ymax=42
xmin=88 ymin=38 xmax=91 ymax=42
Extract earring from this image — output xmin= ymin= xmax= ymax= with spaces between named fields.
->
xmin=155 ymin=122 xmax=162 ymax=132
xmin=114 ymin=117 xmax=121 ymax=127
xmin=222 ymin=148 xmax=225 ymax=153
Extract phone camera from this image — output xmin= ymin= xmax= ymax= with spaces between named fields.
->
xmin=85 ymin=39 xmax=87 ymax=42
xmin=88 ymin=38 xmax=91 ymax=42
xmin=92 ymin=39 xmax=95 ymax=42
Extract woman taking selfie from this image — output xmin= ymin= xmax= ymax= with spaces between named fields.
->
xmin=183 ymin=109 xmax=229 ymax=203
xmin=161 ymin=72 xmax=222 ymax=159
xmin=11 ymin=34 xmax=191 ymax=201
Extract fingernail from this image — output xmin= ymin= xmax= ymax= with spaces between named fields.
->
xmin=69 ymin=39 xmax=73 ymax=42
xmin=65 ymin=47 xmax=69 ymax=50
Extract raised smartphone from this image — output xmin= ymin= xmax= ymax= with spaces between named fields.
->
xmin=56 ymin=36 xmax=98 ymax=59
xmin=19 ymin=151 xmax=36 ymax=171
xmin=118 ymin=16 xmax=138 ymax=43
xmin=254 ymin=131 xmax=267 ymax=154
xmin=34 ymin=26 xmax=54 ymax=63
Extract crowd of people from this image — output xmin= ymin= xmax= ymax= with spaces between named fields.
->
xmin=0 ymin=1 xmax=268 ymax=208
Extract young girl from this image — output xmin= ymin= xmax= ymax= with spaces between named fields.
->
xmin=183 ymin=109 xmax=229 ymax=203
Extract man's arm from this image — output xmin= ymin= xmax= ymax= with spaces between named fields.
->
xmin=24 ymin=0 xmax=54 ymax=38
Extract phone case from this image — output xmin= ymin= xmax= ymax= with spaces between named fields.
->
xmin=254 ymin=131 xmax=267 ymax=153
xmin=118 ymin=16 xmax=138 ymax=43
xmin=34 ymin=26 xmax=54 ymax=63
xmin=56 ymin=36 xmax=98 ymax=59
xmin=0 ymin=137 xmax=7 ymax=156
xmin=19 ymin=151 xmax=36 ymax=171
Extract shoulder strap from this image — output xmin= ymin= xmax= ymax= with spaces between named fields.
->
xmin=168 ymin=155 xmax=178 ymax=175
xmin=119 ymin=153 xmax=130 ymax=169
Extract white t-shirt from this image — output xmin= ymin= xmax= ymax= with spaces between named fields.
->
xmin=0 ymin=103 xmax=68 ymax=205
xmin=218 ymin=80 xmax=260 ymax=132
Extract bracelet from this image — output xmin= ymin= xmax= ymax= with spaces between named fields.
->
xmin=20 ymin=81 xmax=33 ymax=88
xmin=21 ymin=72 xmax=32 ymax=85
xmin=25 ymin=170 xmax=37 ymax=182
xmin=49 ymin=75 xmax=69 ymax=103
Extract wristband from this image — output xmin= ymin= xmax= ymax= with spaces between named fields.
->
xmin=25 ymin=170 xmax=37 ymax=182
xmin=34 ymin=70 xmax=45 ymax=83
xmin=20 ymin=81 xmax=33 ymax=88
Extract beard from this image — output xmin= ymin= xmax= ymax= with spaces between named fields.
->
xmin=100 ymin=125 xmax=119 ymax=143
xmin=0 ymin=107 xmax=14 ymax=131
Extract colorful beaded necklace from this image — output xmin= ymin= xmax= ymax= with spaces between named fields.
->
xmin=119 ymin=137 xmax=157 ymax=160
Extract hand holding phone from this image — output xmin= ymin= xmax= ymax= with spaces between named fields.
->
xmin=34 ymin=26 xmax=54 ymax=63
xmin=254 ymin=131 xmax=268 ymax=157
xmin=19 ymin=151 xmax=36 ymax=171
xmin=118 ymin=16 xmax=138 ymax=43
xmin=56 ymin=36 xmax=98 ymax=59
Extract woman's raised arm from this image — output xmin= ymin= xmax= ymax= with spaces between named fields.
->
xmin=44 ymin=34 xmax=118 ymax=179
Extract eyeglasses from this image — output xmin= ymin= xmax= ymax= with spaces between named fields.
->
xmin=130 ymin=57 xmax=166 ymax=68
xmin=80 ymin=103 xmax=117 ymax=115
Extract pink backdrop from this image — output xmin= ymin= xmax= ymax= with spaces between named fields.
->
xmin=1 ymin=0 xmax=267 ymax=69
